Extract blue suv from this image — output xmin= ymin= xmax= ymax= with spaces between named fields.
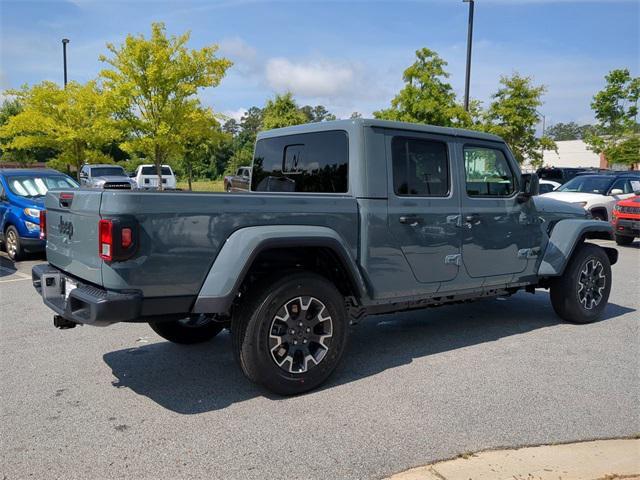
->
xmin=0 ymin=169 xmax=78 ymax=260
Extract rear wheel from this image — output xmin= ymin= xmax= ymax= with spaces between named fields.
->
xmin=615 ymin=234 xmax=634 ymax=246
xmin=232 ymin=272 xmax=348 ymax=395
xmin=149 ymin=314 xmax=224 ymax=344
xmin=550 ymin=243 xmax=611 ymax=323
xmin=5 ymin=226 xmax=24 ymax=261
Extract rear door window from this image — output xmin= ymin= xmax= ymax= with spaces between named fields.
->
xmin=252 ymin=131 xmax=348 ymax=193
xmin=391 ymin=136 xmax=449 ymax=196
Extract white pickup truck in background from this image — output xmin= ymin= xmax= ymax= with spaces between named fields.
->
xmin=133 ymin=164 xmax=177 ymax=190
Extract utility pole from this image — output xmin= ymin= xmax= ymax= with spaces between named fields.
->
xmin=463 ymin=0 xmax=475 ymax=111
xmin=62 ymin=38 xmax=70 ymax=87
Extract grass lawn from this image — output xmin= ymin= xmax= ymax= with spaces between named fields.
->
xmin=176 ymin=179 xmax=225 ymax=192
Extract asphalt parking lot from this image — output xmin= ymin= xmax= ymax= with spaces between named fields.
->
xmin=1 ymin=240 xmax=638 ymax=480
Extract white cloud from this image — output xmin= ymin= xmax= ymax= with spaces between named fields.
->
xmin=265 ymin=58 xmax=356 ymax=97
xmin=220 ymin=108 xmax=248 ymax=122
xmin=218 ymin=37 xmax=257 ymax=64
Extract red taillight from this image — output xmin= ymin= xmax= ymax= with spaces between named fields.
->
xmin=99 ymin=219 xmax=113 ymax=261
xmin=121 ymin=227 xmax=132 ymax=249
xmin=39 ymin=210 xmax=47 ymax=240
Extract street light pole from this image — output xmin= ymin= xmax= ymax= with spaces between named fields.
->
xmin=463 ymin=0 xmax=475 ymax=112
xmin=62 ymin=38 xmax=70 ymax=87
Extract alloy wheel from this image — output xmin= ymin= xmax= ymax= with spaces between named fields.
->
xmin=577 ymin=258 xmax=606 ymax=310
xmin=268 ymin=296 xmax=333 ymax=374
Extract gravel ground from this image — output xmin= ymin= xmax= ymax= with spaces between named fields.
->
xmin=1 ymin=239 xmax=638 ymax=480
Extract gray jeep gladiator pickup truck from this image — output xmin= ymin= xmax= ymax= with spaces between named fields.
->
xmin=32 ymin=119 xmax=617 ymax=395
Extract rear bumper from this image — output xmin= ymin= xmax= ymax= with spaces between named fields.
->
xmin=32 ymin=264 xmax=142 ymax=326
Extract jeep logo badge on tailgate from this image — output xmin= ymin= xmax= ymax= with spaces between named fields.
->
xmin=59 ymin=217 xmax=74 ymax=239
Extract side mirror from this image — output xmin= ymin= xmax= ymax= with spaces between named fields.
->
xmin=79 ymin=173 xmax=88 ymax=179
xmin=517 ymin=173 xmax=539 ymax=203
xmin=610 ymin=188 xmax=624 ymax=196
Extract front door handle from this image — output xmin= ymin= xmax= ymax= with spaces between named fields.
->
xmin=399 ymin=215 xmax=422 ymax=226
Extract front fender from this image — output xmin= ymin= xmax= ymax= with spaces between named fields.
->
xmin=192 ymin=225 xmax=366 ymax=314
xmin=538 ymin=219 xmax=616 ymax=277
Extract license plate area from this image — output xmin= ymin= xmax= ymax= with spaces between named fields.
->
xmin=41 ymin=272 xmax=77 ymax=303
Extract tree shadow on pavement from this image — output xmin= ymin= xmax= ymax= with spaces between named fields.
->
xmin=103 ymin=291 xmax=634 ymax=414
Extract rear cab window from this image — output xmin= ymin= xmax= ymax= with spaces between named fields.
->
xmin=251 ymin=130 xmax=348 ymax=193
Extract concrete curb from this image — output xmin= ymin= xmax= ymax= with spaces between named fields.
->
xmin=386 ymin=439 xmax=640 ymax=480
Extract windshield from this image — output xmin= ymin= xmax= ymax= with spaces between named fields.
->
xmin=7 ymin=175 xmax=79 ymax=198
xmin=91 ymin=167 xmax=126 ymax=177
xmin=556 ymin=176 xmax=614 ymax=195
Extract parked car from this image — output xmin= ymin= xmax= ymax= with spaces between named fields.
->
xmin=134 ymin=164 xmax=177 ymax=190
xmin=224 ymin=167 xmax=251 ymax=192
xmin=79 ymin=164 xmax=136 ymax=190
xmin=611 ymin=194 xmax=640 ymax=246
xmin=0 ymin=168 xmax=78 ymax=260
xmin=538 ymin=179 xmax=561 ymax=194
xmin=536 ymin=167 xmax=596 ymax=185
xmin=32 ymin=119 xmax=617 ymax=395
xmin=541 ymin=172 xmax=640 ymax=221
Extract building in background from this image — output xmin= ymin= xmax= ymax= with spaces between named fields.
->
xmin=524 ymin=139 xmax=638 ymax=171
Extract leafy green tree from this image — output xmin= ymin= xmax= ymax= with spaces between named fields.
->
xmin=301 ymin=105 xmax=336 ymax=123
xmin=483 ymin=73 xmax=556 ymax=166
xmin=349 ymin=112 xmax=362 ymax=119
xmin=0 ymin=81 xmax=118 ymax=174
xmin=99 ymin=22 xmax=232 ymax=189
xmin=262 ymin=92 xmax=308 ymax=130
xmin=222 ymin=118 xmax=239 ymax=136
xmin=179 ymin=106 xmax=224 ymax=190
xmin=373 ymin=48 xmax=471 ymax=127
xmin=585 ymin=68 xmax=639 ymax=167
xmin=546 ymin=122 xmax=593 ymax=141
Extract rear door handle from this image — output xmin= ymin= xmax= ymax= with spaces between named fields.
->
xmin=399 ymin=215 xmax=422 ymax=226
xmin=464 ymin=213 xmax=481 ymax=226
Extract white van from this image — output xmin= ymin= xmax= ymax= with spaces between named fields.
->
xmin=134 ymin=164 xmax=177 ymax=190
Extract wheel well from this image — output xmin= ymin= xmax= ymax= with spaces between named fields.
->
xmin=238 ymin=246 xmax=359 ymax=300
xmin=589 ymin=207 xmax=608 ymax=221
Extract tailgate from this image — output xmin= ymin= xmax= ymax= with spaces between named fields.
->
xmin=45 ymin=190 xmax=103 ymax=286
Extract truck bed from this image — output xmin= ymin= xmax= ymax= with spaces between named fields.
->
xmin=45 ymin=190 xmax=359 ymax=303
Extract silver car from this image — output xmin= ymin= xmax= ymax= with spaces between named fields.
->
xmin=79 ymin=164 xmax=136 ymax=190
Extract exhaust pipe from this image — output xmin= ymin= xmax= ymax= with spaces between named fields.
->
xmin=53 ymin=315 xmax=77 ymax=329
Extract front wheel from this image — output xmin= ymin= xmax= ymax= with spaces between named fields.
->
xmin=232 ymin=272 xmax=349 ymax=396
xmin=149 ymin=314 xmax=224 ymax=344
xmin=550 ymin=243 xmax=611 ymax=323
xmin=615 ymin=234 xmax=634 ymax=246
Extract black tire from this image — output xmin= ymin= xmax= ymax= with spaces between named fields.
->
xmin=232 ymin=272 xmax=348 ymax=396
xmin=149 ymin=314 xmax=224 ymax=344
xmin=225 ymin=184 xmax=232 ymax=192
xmin=550 ymin=243 xmax=611 ymax=324
xmin=615 ymin=234 xmax=634 ymax=246
xmin=590 ymin=210 xmax=607 ymax=221
xmin=5 ymin=226 xmax=24 ymax=261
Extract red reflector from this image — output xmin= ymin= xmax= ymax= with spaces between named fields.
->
xmin=60 ymin=192 xmax=74 ymax=200
xmin=121 ymin=227 xmax=132 ymax=249
xmin=39 ymin=210 xmax=47 ymax=240
xmin=99 ymin=219 xmax=113 ymax=261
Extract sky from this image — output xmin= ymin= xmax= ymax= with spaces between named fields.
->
xmin=0 ymin=0 xmax=638 ymax=127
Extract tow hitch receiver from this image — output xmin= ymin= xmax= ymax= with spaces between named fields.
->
xmin=53 ymin=315 xmax=77 ymax=329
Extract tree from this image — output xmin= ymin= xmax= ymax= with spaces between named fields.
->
xmin=350 ymin=112 xmax=362 ymax=119
xmin=546 ymin=122 xmax=593 ymax=141
xmin=483 ymin=73 xmax=556 ymax=166
xmin=99 ymin=22 xmax=232 ymax=189
xmin=179 ymin=106 xmax=224 ymax=190
xmin=262 ymin=92 xmax=308 ymax=130
xmin=222 ymin=118 xmax=239 ymax=136
xmin=301 ymin=105 xmax=336 ymax=123
xmin=585 ymin=68 xmax=639 ymax=167
xmin=373 ymin=48 xmax=471 ymax=127
xmin=0 ymin=81 xmax=117 ymax=174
